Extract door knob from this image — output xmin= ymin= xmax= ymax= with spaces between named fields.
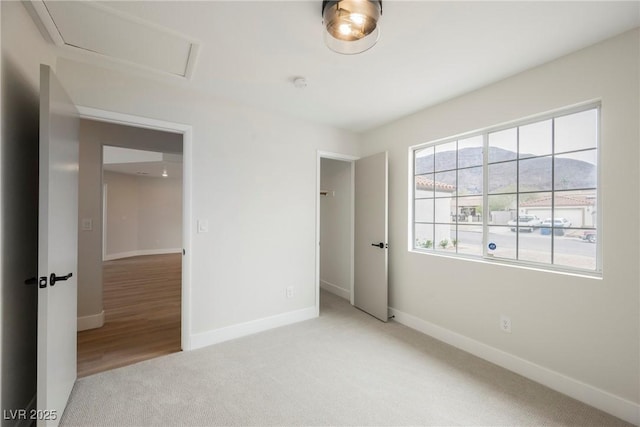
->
xmin=371 ymin=242 xmax=385 ymax=248
xmin=49 ymin=272 xmax=72 ymax=286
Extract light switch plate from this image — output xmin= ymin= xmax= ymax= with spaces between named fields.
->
xmin=81 ymin=218 xmax=92 ymax=231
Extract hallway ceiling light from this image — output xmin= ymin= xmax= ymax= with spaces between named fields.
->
xmin=322 ymin=0 xmax=382 ymax=55
xmin=162 ymin=169 xmax=168 ymax=178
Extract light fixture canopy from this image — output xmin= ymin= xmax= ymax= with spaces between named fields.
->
xmin=322 ymin=0 xmax=382 ymax=55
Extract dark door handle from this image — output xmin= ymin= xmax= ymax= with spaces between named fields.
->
xmin=371 ymin=242 xmax=384 ymax=248
xmin=25 ymin=276 xmax=48 ymax=288
xmin=50 ymin=272 xmax=72 ymax=286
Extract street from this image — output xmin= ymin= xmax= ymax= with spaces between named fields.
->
xmin=434 ymin=227 xmax=597 ymax=269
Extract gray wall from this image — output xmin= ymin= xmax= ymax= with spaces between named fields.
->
xmin=0 ymin=1 xmax=56 ymax=421
xmin=320 ymin=158 xmax=352 ymax=300
xmin=104 ymin=171 xmax=182 ymax=258
xmin=77 ymin=119 xmax=182 ymax=320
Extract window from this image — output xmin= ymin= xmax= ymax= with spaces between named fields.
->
xmin=411 ymin=105 xmax=599 ymax=274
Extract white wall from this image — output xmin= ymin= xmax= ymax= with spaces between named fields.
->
xmin=56 ymin=53 xmax=361 ymax=342
xmin=320 ymin=158 xmax=352 ymax=300
xmin=362 ymin=29 xmax=639 ymax=416
xmin=137 ymin=174 xmax=182 ymax=253
xmin=0 ymin=1 xmax=56 ymax=419
xmin=104 ymin=171 xmax=138 ymax=257
xmin=104 ymin=171 xmax=182 ymax=258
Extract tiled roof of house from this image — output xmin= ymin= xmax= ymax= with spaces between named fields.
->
xmin=520 ymin=194 xmax=596 ymax=207
xmin=415 ymin=175 xmax=456 ymax=192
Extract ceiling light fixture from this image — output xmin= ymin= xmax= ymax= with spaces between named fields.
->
xmin=162 ymin=168 xmax=168 ymax=178
xmin=322 ymin=0 xmax=382 ymax=55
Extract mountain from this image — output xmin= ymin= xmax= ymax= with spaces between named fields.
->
xmin=415 ymin=147 xmax=596 ymax=194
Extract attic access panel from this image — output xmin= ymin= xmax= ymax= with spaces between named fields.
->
xmin=30 ymin=1 xmax=199 ymax=79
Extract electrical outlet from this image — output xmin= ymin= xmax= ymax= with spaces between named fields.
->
xmin=286 ymin=286 xmax=294 ymax=299
xmin=500 ymin=315 xmax=512 ymax=333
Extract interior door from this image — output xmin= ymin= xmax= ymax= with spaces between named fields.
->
xmin=354 ymin=151 xmax=388 ymax=322
xmin=37 ymin=64 xmax=80 ymax=426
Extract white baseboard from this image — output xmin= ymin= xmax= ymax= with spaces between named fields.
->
xmin=189 ymin=306 xmax=317 ymax=351
xmin=320 ymin=280 xmax=350 ymax=300
xmin=13 ymin=394 xmax=36 ymax=427
xmin=389 ymin=307 xmax=639 ymax=426
xmin=77 ymin=310 xmax=105 ymax=331
xmin=104 ymin=248 xmax=181 ymax=261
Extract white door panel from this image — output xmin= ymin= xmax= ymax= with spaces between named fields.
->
xmin=354 ymin=152 xmax=388 ymax=321
xmin=37 ymin=64 xmax=79 ymax=426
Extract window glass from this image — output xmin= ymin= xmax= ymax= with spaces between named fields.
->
xmin=415 ymin=146 xmax=434 ymax=174
xmin=488 ymin=194 xmax=516 ymax=224
xmin=434 ymin=198 xmax=455 ymax=224
xmin=456 ymin=224 xmax=483 ymax=256
xmin=414 ymin=223 xmax=434 ymax=250
xmin=555 ymin=149 xmax=597 ymax=190
xmin=434 ymin=224 xmax=455 ymax=252
xmin=415 ymin=174 xmax=435 ymax=199
xmin=519 ymin=156 xmax=552 ymax=192
xmin=519 ymin=232 xmax=551 ymax=264
xmin=458 ymin=166 xmax=483 ymax=195
xmin=487 ymin=226 xmax=516 ymax=260
xmin=555 ymin=109 xmax=598 ymax=154
xmin=489 ymin=128 xmax=517 ymax=163
xmin=434 ymin=141 xmax=457 ymax=172
xmin=488 ymin=161 xmax=517 ymax=194
xmin=518 ymin=192 xmax=551 ymax=224
xmin=458 ymin=135 xmax=483 ymax=168
xmin=411 ymin=106 xmax=599 ymax=274
xmin=553 ymin=234 xmax=597 ymax=271
xmin=414 ymin=198 xmax=434 ymax=223
xmin=553 ymin=190 xmax=597 ymax=230
xmin=519 ymin=119 xmax=552 ymax=159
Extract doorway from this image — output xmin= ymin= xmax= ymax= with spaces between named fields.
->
xmin=75 ymin=110 xmax=192 ymax=376
xmin=317 ymin=152 xmax=357 ymax=312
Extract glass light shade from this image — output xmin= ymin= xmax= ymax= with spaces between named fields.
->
xmin=322 ymin=0 xmax=381 ymax=54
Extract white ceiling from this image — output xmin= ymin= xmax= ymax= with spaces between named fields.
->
xmin=103 ymin=146 xmax=183 ymax=178
xmin=40 ymin=1 xmax=198 ymax=77
xmin=43 ymin=1 xmax=640 ymax=132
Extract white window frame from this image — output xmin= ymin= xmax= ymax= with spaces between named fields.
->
xmin=408 ymin=101 xmax=602 ymax=277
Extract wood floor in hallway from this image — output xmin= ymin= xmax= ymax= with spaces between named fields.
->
xmin=77 ymin=253 xmax=182 ymax=378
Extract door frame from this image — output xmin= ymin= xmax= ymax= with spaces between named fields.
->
xmin=315 ymin=151 xmax=359 ymax=315
xmin=76 ymin=105 xmax=194 ymax=351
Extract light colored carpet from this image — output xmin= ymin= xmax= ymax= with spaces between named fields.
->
xmin=61 ymin=290 xmax=631 ymax=426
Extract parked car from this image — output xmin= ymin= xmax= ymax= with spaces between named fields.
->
xmin=540 ymin=218 xmax=571 ymax=236
xmin=582 ymin=230 xmax=596 ymax=243
xmin=507 ymin=215 xmax=542 ymax=232
xmin=541 ymin=218 xmax=571 ymax=228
